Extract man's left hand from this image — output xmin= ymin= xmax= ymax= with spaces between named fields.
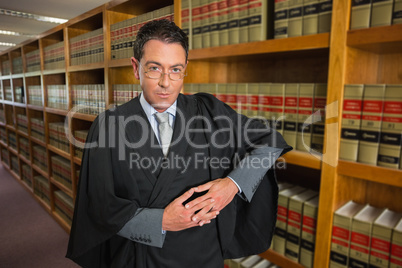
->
xmin=184 ymin=177 xmax=239 ymax=223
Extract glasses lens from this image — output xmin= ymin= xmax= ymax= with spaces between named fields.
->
xmin=169 ymin=73 xmax=182 ymax=81
xmin=147 ymin=70 xmax=161 ymax=79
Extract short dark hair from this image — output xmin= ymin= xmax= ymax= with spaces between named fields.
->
xmin=133 ymin=19 xmax=189 ymax=62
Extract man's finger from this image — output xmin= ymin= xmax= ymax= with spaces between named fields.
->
xmin=176 ymin=188 xmax=195 ymax=204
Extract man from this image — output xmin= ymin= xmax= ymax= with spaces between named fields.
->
xmin=66 ymin=19 xmax=291 ymax=267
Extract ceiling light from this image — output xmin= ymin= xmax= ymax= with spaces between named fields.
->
xmin=0 ymin=42 xmax=16 ymax=47
xmin=0 ymin=30 xmax=35 ymax=37
xmin=0 ymin=8 xmax=67 ymax=24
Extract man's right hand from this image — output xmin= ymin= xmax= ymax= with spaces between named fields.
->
xmin=162 ymin=188 xmax=219 ymax=231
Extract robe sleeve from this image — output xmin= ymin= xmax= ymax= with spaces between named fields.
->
xmin=66 ymin=111 xmax=140 ymax=267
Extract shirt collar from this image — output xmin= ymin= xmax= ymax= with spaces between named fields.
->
xmin=139 ymin=92 xmax=177 ymax=118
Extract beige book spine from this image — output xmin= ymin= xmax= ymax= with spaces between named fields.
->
xmin=303 ymin=0 xmax=319 ymax=35
xmin=339 ymin=84 xmax=364 ymax=162
xmin=300 ymin=196 xmax=320 ymax=268
xmin=275 ymin=0 xmax=289 ymax=38
xmin=390 ymin=219 xmax=402 ymax=268
xmin=357 ymin=84 xmax=386 ymax=165
xmin=311 ymin=84 xmax=327 ymax=154
xmin=350 ymin=0 xmax=372 ymax=29
xmin=209 ymin=0 xmax=220 ymax=47
xmin=377 ymin=85 xmax=402 ymax=169
xmin=288 ymin=0 xmax=303 ymax=37
xmin=238 ymin=0 xmax=250 ymax=43
xmin=283 ymin=83 xmax=299 ymax=149
xmin=393 ymin=0 xmax=402 ymax=25
xmin=228 ymin=0 xmax=241 ymax=44
xmin=258 ymin=83 xmax=271 ymax=122
xmin=318 ymin=0 xmax=332 ymax=33
xmin=218 ymin=0 xmax=230 ymax=46
xmin=192 ymin=0 xmax=203 ymax=49
xmin=269 ymin=83 xmax=285 ymax=134
xmin=296 ymin=83 xmax=315 ymax=152
xmin=370 ymin=0 xmax=393 ymax=27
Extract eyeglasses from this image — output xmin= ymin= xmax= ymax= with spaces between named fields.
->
xmin=139 ymin=62 xmax=187 ymax=81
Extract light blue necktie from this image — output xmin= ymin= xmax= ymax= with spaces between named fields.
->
xmin=154 ymin=113 xmax=173 ymax=156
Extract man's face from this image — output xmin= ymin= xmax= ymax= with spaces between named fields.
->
xmin=131 ymin=39 xmax=187 ymax=113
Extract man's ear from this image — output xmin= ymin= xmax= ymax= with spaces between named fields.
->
xmin=131 ymin=57 xmax=140 ymax=80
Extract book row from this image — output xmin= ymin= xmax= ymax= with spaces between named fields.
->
xmin=272 ymin=182 xmax=319 ymax=267
xmin=25 ymin=49 xmax=41 ymax=73
xmin=19 ymin=136 xmax=29 ymax=160
xmin=69 ymin=28 xmax=104 ymax=66
xmin=47 ymin=84 xmax=68 ymax=110
xmin=11 ymin=57 xmax=23 ymax=74
xmin=17 ymin=114 xmax=28 ymax=133
xmin=49 ymin=122 xmax=70 ymax=154
xmin=113 ymin=84 xmax=141 ymax=106
xmin=1 ymin=148 xmax=9 ymax=166
xmin=33 ymin=145 xmax=47 ymax=173
xmin=31 ymin=118 xmax=45 ymax=142
xmin=74 ymin=130 xmax=89 ymax=159
xmin=225 ymin=255 xmax=281 ymax=268
xmin=1 ymin=60 xmax=10 ymax=76
xmin=330 ymin=200 xmax=402 ymax=268
xmin=28 ymin=85 xmax=42 ymax=107
xmin=10 ymin=154 xmax=19 ymax=175
xmin=33 ymin=175 xmax=50 ymax=206
xmin=0 ymin=109 xmax=5 ymax=123
xmin=51 ymin=155 xmax=71 ymax=189
xmin=43 ymin=41 xmax=65 ymax=70
xmin=54 ymin=190 xmax=74 ymax=226
xmin=111 ymin=5 xmax=174 ymax=60
xmin=185 ymin=82 xmax=327 ymax=154
xmin=8 ymin=132 xmax=16 ymax=150
xmin=340 ymin=84 xmax=402 ymax=169
xmin=0 ymin=127 xmax=6 ymax=144
xmin=350 ymin=0 xmax=402 ymax=30
xmin=21 ymin=163 xmax=33 ymax=188
xmin=71 ymin=84 xmax=106 ymax=115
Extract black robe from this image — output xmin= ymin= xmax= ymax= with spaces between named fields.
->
xmin=66 ymin=93 xmax=292 ymax=267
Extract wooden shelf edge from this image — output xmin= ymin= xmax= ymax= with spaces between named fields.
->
xmin=71 ymin=112 xmax=97 ymax=122
xmin=278 ymin=150 xmax=322 ymax=170
xmin=347 ymin=24 xmax=402 ymax=53
xmin=189 ymin=33 xmax=330 ymax=60
xmin=67 ymin=62 xmax=105 ymax=72
xmin=48 ymin=144 xmax=71 ymax=160
xmin=32 ymin=164 xmax=49 ymax=178
xmin=52 ymin=211 xmax=71 ymax=233
xmin=44 ymin=107 xmax=68 ymax=116
xmin=27 ymin=104 xmax=44 ymax=111
xmin=259 ymin=249 xmax=304 ymax=268
xmin=42 ymin=69 xmax=66 ymax=76
xmin=109 ymin=58 xmax=132 ymax=68
xmin=24 ymin=71 xmax=42 ymax=77
xmin=338 ymin=160 xmax=402 ymax=187
xmin=31 ymin=136 xmax=46 ymax=147
xmin=74 ymin=156 xmax=82 ymax=165
xmin=50 ymin=177 xmax=73 ymax=198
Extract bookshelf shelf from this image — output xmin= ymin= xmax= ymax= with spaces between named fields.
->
xmin=279 ymin=150 xmax=321 ymax=170
xmin=259 ymin=249 xmax=304 ymax=268
xmin=19 ymin=154 xmax=31 ymax=165
xmin=12 ymin=102 xmax=26 ymax=108
xmin=347 ymin=24 xmax=402 ymax=53
xmin=45 ymin=107 xmax=68 ymax=117
xmin=338 ymin=160 xmax=402 ymax=187
xmin=27 ymin=105 xmax=44 ymax=112
xmin=32 ymin=164 xmax=49 ymax=178
xmin=25 ymin=71 xmax=42 ymax=78
xmin=0 ymin=140 xmax=7 ymax=148
xmin=48 ymin=145 xmax=71 ymax=160
xmin=33 ymin=194 xmax=51 ymax=213
xmin=50 ymin=177 xmax=73 ymax=198
xmin=17 ymin=130 xmax=29 ymax=138
xmin=71 ymin=112 xmax=97 ymax=122
xmin=73 ymin=156 xmax=82 ymax=166
xmin=188 ymin=33 xmax=330 ymax=61
xmin=42 ymin=69 xmax=66 ymax=76
xmin=67 ymin=62 xmax=105 ymax=72
xmin=52 ymin=211 xmax=71 ymax=233
xmin=31 ymin=137 xmax=46 ymax=148
xmin=109 ymin=58 xmax=132 ymax=68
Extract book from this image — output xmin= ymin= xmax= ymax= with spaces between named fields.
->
xmin=248 ymin=0 xmax=273 ymax=42
xmin=228 ymin=0 xmax=241 ymax=44
xmin=269 ymin=83 xmax=285 ymax=134
xmin=339 ymin=84 xmax=364 ymax=162
xmin=296 ymin=83 xmax=316 ymax=152
xmin=288 ymin=0 xmax=303 ymax=37
xmin=390 ymin=218 xmax=402 ymax=268
xmin=247 ymin=83 xmax=260 ymax=117
xmin=329 ymin=200 xmax=365 ymax=268
xmin=227 ymin=84 xmax=238 ymax=111
xmin=273 ymin=185 xmax=306 ymax=255
xmin=192 ymin=0 xmax=204 ymax=49
xmin=283 ymin=83 xmax=299 ymax=149
xmin=318 ymin=0 xmax=332 ymax=33
xmin=369 ymin=209 xmax=402 ymax=268
xmin=285 ymin=189 xmax=318 ymax=262
xmin=201 ymin=0 xmax=211 ymax=48
xmin=350 ymin=0 xmax=372 ymax=29
xmin=181 ymin=0 xmax=192 ymax=49
xmin=218 ymin=0 xmax=230 ymax=46
xmin=252 ymin=259 xmax=272 ymax=268
xmin=370 ymin=0 xmax=393 ymax=27
xmin=240 ymin=255 xmax=262 ymax=267
xmin=274 ymin=0 xmax=289 ymax=38
xmin=311 ymin=84 xmax=327 ymax=154
xmin=258 ymin=83 xmax=271 ymax=122
xmin=377 ymin=85 xmax=402 ymax=169
xmin=209 ymin=0 xmax=220 ymax=47
xmin=239 ymin=0 xmax=250 ymax=43
xmin=300 ymin=195 xmax=320 ymax=268
xmin=357 ymin=84 xmax=386 ymax=165
xmin=303 ymin=0 xmax=320 ymax=35
xmin=393 ymin=0 xmax=402 ymax=24
xmin=237 ymin=83 xmax=248 ymax=115
xmin=349 ymin=205 xmax=385 ymax=268
xmin=230 ymin=257 xmax=246 ymax=268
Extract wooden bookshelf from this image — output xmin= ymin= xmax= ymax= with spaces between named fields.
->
xmin=0 ymin=0 xmax=401 ymax=268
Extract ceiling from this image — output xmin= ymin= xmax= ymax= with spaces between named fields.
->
xmin=0 ymin=0 xmax=111 ymax=54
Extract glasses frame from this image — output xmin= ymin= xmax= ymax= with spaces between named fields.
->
xmin=139 ymin=62 xmax=187 ymax=81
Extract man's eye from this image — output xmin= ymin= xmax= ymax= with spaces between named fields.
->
xmin=148 ymin=66 xmax=160 ymax=72
xmin=171 ymin=68 xmax=182 ymax=73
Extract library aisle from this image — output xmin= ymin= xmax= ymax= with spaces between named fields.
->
xmin=0 ymin=164 xmax=78 ymax=268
